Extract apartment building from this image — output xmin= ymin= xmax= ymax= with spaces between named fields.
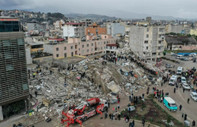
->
xmin=165 ymin=24 xmax=191 ymax=34
xmin=62 ymin=22 xmax=85 ymax=38
xmin=86 ymin=23 xmax=107 ymax=36
xmin=44 ymin=35 xmax=117 ymax=59
xmin=107 ymin=22 xmax=125 ymax=37
xmin=0 ymin=17 xmax=29 ymax=120
xmin=130 ymin=25 xmax=165 ymax=63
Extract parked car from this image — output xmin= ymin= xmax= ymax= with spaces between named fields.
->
xmin=181 ymin=77 xmax=187 ymax=84
xmin=177 ymin=67 xmax=183 ymax=75
xmin=182 ymin=83 xmax=191 ymax=90
xmin=166 ymin=64 xmax=173 ymax=68
xmin=169 ymin=75 xmax=177 ymax=86
xmin=190 ymin=92 xmax=197 ymax=101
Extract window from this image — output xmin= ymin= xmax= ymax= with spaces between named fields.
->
xmin=2 ymin=40 xmax=10 ymax=47
xmin=158 ymin=47 xmax=161 ymax=50
xmin=144 ymin=41 xmax=148 ymax=44
xmin=56 ymin=48 xmax=59 ymax=51
xmin=152 ymin=53 xmax=156 ymax=55
xmin=71 ymin=52 xmax=74 ymax=56
xmin=17 ymin=39 xmax=24 ymax=45
xmin=82 ymin=45 xmax=84 ymax=48
xmin=87 ymin=44 xmax=89 ymax=47
xmin=91 ymin=43 xmax=94 ymax=46
xmin=104 ymin=41 xmax=106 ymax=44
xmin=6 ymin=65 xmax=14 ymax=71
xmin=146 ymin=34 xmax=149 ymax=38
xmin=87 ymin=49 xmax=89 ymax=52
xmin=4 ymin=52 xmax=12 ymax=59
xmin=159 ymin=28 xmax=164 ymax=32
xmin=147 ymin=28 xmax=149 ymax=32
xmin=158 ymin=41 xmax=162 ymax=44
xmin=71 ymin=46 xmax=73 ymax=49
xmin=23 ymin=84 xmax=28 ymax=90
xmin=91 ymin=48 xmax=93 ymax=51
xmin=64 ymin=47 xmax=67 ymax=50
xmin=56 ymin=54 xmax=59 ymax=57
xmin=64 ymin=53 xmax=67 ymax=57
xmin=158 ymin=53 xmax=161 ymax=55
xmin=146 ymin=46 xmax=148 ymax=50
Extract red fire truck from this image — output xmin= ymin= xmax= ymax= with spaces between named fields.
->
xmin=61 ymin=98 xmax=108 ymax=127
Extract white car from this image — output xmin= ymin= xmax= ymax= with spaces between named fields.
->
xmin=190 ymin=92 xmax=197 ymax=101
xmin=182 ymin=83 xmax=191 ymax=90
xmin=181 ymin=77 xmax=187 ymax=84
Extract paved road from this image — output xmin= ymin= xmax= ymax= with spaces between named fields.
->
xmin=153 ymin=84 xmax=197 ymax=124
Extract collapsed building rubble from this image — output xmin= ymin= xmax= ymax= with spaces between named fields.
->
xmin=26 ymin=51 xmax=163 ymax=125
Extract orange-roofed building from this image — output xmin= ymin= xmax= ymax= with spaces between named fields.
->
xmin=86 ymin=23 xmax=107 ymax=36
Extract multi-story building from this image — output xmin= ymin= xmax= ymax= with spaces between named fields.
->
xmin=0 ymin=17 xmax=29 ymax=120
xmin=106 ymin=22 xmax=125 ymax=37
xmin=62 ymin=22 xmax=85 ymax=38
xmin=44 ymin=35 xmax=117 ymax=59
xmin=130 ymin=25 xmax=165 ymax=63
xmin=85 ymin=23 xmax=107 ymax=36
xmin=165 ymin=24 xmax=191 ymax=34
xmin=53 ymin=20 xmax=65 ymax=30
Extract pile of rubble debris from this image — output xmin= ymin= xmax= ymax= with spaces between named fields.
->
xmin=26 ymin=52 xmax=163 ymax=125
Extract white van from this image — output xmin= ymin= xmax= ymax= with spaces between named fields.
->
xmin=177 ymin=67 xmax=183 ymax=75
xmin=169 ymin=75 xmax=177 ymax=86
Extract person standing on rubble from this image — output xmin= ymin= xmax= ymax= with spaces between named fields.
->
xmin=35 ymin=91 xmax=38 ymax=97
xmin=147 ymin=86 xmax=149 ymax=94
xmin=174 ymin=87 xmax=176 ymax=93
xmin=105 ymin=112 xmax=108 ymax=119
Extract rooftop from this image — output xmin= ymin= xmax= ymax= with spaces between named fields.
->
xmin=65 ymin=22 xmax=84 ymax=25
xmin=165 ymin=35 xmax=197 ymax=45
xmin=0 ymin=16 xmax=19 ymax=21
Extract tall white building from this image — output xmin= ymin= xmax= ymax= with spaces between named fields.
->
xmin=62 ymin=23 xmax=85 ymax=38
xmin=130 ymin=25 xmax=165 ymax=63
xmin=107 ymin=22 xmax=125 ymax=37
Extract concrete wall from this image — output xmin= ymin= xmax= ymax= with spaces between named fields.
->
xmin=25 ymin=47 xmax=32 ymax=64
xmin=44 ymin=44 xmax=54 ymax=54
xmin=62 ymin=25 xmax=75 ymax=37
xmin=107 ymin=23 xmax=125 ymax=37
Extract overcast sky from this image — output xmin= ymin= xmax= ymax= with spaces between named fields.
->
xmin=1 ymin=0 xmax=197 ymax=19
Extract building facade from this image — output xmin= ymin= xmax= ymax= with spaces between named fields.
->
xmin=44 ymin=35 xmax=117 ymax=59
xmin=62 ymin=23 xmax=85 ymax=38
xmin=0 ymin=17 xmax=28 ymax=120
xmin=107 ymin=22 xmax=125 ymax=37
xmin=130 ymin=25 xmax=165 ymax=63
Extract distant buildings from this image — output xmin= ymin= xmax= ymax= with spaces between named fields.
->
xmin=0 ymin=17 xmax=28 ymax=120
xmin=130 ymin=25 xmax=165 ymax=63
xmin=53 ymin=20 xmax=65 ymax=30
xmin=190 ymin=29 xmax=197 ymax=36
xmin=62 ymin=22 xmax=85 ymax=38
xmin=26 ymin=22 xmax=45 ymax=35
